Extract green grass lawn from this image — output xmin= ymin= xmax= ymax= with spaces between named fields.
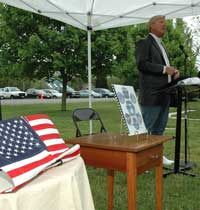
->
xmin=1 ymin=99 xmax=200 ymax=210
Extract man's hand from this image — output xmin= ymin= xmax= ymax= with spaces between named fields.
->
xmin=173 ymin=69 xmax=180 ymax=80
xmin=165 ymin=66 xmax=177 ymax=75
xmin=165 ymin=66 xmax=180 ymax=79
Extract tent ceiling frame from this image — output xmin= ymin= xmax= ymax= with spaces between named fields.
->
xmin=45 ymin=0 xmax=87 ymax=29
xmin=92 ymin=3 xmax=153 ymax=30
xmin=92 ymin=2 xmax=200 ymax=30
xmin=165 ymin=4 xmax=198 ymax=16
xmin=12 ymin=0 xmax=200 ymax=31
xmin=17 ymin=0 xmax=87 ymax=29
xmin=90 ymin=0 xmax=95 ymax=16
xmin=18 ymin=0 xmax=38 ymax=12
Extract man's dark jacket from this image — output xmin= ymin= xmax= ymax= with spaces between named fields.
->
xmin=135 ymin=34 xmax=170 ymax=106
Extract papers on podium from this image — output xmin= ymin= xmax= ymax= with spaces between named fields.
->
xmin=177 ymin=77 xmax=200 ymax=86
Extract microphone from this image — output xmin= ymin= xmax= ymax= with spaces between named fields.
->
xmin=179 ymin=45 xmax=188 ymax=57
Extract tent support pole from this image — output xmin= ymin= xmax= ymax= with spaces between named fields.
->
xmin=88 ymin=29 xmax=92 ymax=134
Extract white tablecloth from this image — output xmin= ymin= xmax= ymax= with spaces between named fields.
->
xmin=0 ymin=157 xmax=95 ymax=210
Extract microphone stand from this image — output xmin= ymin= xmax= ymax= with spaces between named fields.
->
xmin=0 ymin=98 xmax=2 ymax=120
xmin=179 ymin=46 xmax=195 ymax=172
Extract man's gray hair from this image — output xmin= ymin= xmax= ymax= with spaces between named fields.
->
xmin=148 ymin=15 xmax=165 ymax=31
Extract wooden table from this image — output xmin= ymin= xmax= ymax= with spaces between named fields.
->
xmin=66 ymin=132 xmax=172 ymax=210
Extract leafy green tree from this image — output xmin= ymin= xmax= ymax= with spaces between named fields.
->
xmin=111 ymin=27 xmax=137 ymax=87
xmin=20 ymin=22 xmax=87 ymax=111
xmin=114 ymin=23 xmax=147 ymax=89
xmin=90 ymin=28 xmax=127 ymax=88
xmin=164 ymin=19 xmax=198 ymax=76
xmin=0 ymin=5 xmax=87 ymax=110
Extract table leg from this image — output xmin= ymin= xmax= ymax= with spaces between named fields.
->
xmin=107 ymin=169 xmax=114 ymax=210
xmin=155 ymin=159 xmax=163 ymax=210
xmin=127 ymin=153 xmax=137 ymax=210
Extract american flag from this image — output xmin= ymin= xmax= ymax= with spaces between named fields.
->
xmin=0 ymin=114 xmax=80 ymax=193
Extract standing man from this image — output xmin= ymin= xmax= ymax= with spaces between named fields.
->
xmin=135 ymin=15 xmax=180 ymax=165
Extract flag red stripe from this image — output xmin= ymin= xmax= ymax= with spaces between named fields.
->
xmin=38 ymin=133 xmax=62 ymax=141
xmin=32 ymin=124 xmax=56 ymax=130
xmin=47 ymin=144 xmax=68 ymax=151
xmin=7 ymin=155 xmax=54 ymax=178
xmin=25 ymin=114 xmax=49 ymax=121
xmin=62 ymin=149 xmax=80 ymax=159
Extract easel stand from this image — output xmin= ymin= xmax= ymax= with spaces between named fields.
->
xmin=163 ymin=84 xmax=200 ymax=177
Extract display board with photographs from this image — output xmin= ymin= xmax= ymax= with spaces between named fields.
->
xmin=113 ymin=84 xmax=147 ymax=136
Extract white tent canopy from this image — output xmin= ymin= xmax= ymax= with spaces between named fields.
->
xmin=0 ymin=0 xmax=199 ymax=31
xmin=0 ymin=0 xmax=199 ymax=131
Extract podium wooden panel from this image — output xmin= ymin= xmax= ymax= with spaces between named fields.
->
xmin=66 ymin=132 xmax=172 ymax=210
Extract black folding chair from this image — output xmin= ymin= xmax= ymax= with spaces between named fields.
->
xmin=72 ymin=108 xmax=107 ymax=137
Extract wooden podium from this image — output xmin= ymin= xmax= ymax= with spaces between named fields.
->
xmin=66 ymin=132 xmax=172 ymax=210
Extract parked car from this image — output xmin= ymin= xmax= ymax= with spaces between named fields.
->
xmin=0 ymin=88 xmax=5 ymax=99
xmin=46 ymin=79 xmax=80 ymax=98
xmin=79 ymin=89 xmax=102 ymax=98
xmin=26 ymin=88 xmax=52 ymax=99
xmin=93 ymin=88 xmax=115 ymax=98
xmin=3 ymin=87 xmax=27 ymax=99
xmin=46 ymin=79 xmax=63 ymax=92
xmin=67 ymin=86 xmax=80 ymax=98
xmin=43 ymin=89 xmax=62 ymax=98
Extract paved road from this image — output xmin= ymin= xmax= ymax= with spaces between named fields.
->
xmin=1 ymin=97 xmax=115 ymax=105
